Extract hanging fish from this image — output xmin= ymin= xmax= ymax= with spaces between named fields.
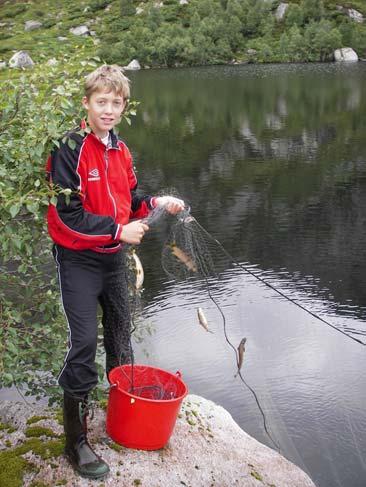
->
xmin=170 ymin=242 xmax=198 ymax=272
xmin=131 ymin=249 xmax=144 ymax=290
xmin=234 ymin=338 xmax=247 ymax=378
xmin=197 ymin=307 xmax=214 ymax=334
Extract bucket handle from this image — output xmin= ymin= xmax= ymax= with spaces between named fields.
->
xmin=175 ymin=371 xmax=182 ymax=379
xmin=110 ymin=380 xmax=119 ymax=390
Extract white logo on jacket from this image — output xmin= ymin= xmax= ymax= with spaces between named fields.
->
xmin=88 ymin=168 xmax=100 ymax=181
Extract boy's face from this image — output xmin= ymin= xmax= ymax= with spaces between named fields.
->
xmin=82 ymin=89 xmax=126 ymax=139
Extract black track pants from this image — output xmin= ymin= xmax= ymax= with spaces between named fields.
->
xmin=53 ymin=245 xmax=132 ymax=397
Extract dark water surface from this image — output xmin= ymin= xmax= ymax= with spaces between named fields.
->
xmin=123 ymin=64 xmax=366 ymax=487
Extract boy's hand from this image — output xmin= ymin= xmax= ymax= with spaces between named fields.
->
xmin=120 ymin=220 xmax=149 ymax=245
xmin=155 ymin=196 xmax=185 ymax=215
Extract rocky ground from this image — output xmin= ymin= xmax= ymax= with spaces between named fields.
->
xmin=0 ymin=394 xmax=317 ymax=487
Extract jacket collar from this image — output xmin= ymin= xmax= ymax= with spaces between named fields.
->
xmin=79 ymin=120 xmax=120 ymax=149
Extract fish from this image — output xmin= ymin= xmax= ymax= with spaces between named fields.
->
xmin=197 ymin=307 xmax=214 ymax=334
xmin=131 ymin=249 xmax=144 ymax=290
xmin=170 ymin=243 xmax=197 ymax=272
xmin=234 ymin=338 xmax=247 ymax=378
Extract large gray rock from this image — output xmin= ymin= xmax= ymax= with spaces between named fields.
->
xmin=348 ymin=8 xmax=364 ymax=23
xmin=24 ymin=20 xmax=42 ymax=31
xmin=9 ymin=51 xmax=34 ymax=68
xmin=334 ymin=47 xmax=358 ymax=62
xmin=124 ymin=59 xmax=141 ymax=70
xmin=69 ymin=25 xmax=90 ymax=36
xmin=0 ymin=396 xmax=316 ymax=487
xmin=275 ymin=2 xmax=289 ymax=20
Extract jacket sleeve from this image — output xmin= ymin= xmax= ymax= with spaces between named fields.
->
xmin=124 ymin=145 xmax=155 ymax=220
xmin=50 ymin=135 xmax=121 ymax=245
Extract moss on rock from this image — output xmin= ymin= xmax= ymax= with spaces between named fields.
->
xmin=0 ymin=437 xmax=64 ymax=487
xmin=25 ymin=426 xmax=60 ymax=438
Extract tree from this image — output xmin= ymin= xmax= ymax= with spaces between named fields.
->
xmin=302 ymin=0 xmax=324 ymax=23
xmin=305 ymin=20 xmax=342 ymax=62
xmin=120 ymin=0 xmax=135 ymax=16
xmin=285 ymin=4 xmax=304 ymax=28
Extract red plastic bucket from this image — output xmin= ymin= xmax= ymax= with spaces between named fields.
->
xmin=106 ymin=364 xmax=188 ymax=450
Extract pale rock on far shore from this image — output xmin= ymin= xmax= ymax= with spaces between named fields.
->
xmin=0 ymin=61 xmax=6 ymax=70
xmin=0 ymin=395 xmax=317 ymax=487
xmin=124 ymin=59 xmax=141 ymax=70
xmin=9 ymin=51 xmax=34 ymax=68
xmin=334 ymin=47 xmax=359 ymax=62
xmin=24 ymin=20 xmax=43 ymax=31
xmin=275 ymin=2 xmax=289 ymax=21
xmin=46 ymin=58 xmax=58 ymax=66
xmin=348 ymin=8 xmax=364 ymax=23
xmin=179 ymin=0 xmax=189 ymax=5
xmin=69 ymin=25 xmax=90 ymax=36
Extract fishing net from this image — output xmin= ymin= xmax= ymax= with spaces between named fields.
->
xmin=116 ymin=201 xmax=365 ymax=451
xmin=113 ymin=203 xmax=280 ymax=450
xmin=161 ymin=208 xmax=233 ymax=282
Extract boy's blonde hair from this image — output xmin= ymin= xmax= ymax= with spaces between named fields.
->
xmin=84 ymin=64 xmax=130 ymax=100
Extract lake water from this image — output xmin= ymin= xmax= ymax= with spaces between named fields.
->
xmin=123 ymin=63 xmax=366 ymax=487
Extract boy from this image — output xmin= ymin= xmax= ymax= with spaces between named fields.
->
xmin=46 ymin=65 xmax=184 ymax=479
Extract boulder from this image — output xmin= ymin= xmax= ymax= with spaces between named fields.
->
xmin=124 ymin=59 xmax=141 ymax=70
xmin=275 ymin=2 xmax=289 ymax=21
xmin=334 ymin=47 xmax=358 ymax=62
xmin=46 ymin=58 xmax=58 ymax=66
xmin=247 ymin=48 xmax=258 ymax=56
xmin=57 ymin=36 xmax=68 ymax=41
xmin=348 ymin=8 xmax=364 ymax=23
xmin=179 ymin=0 xmax=189 ymax=4
xmin=24 ymin=20 xmax=42 ymax=31
xmin=9 ymin=51 xmax=34 ymax=69
xmin=69 ymin=25 xmax=90 ymax=36
xmin=0 ymin=61 xmax=6 ymax=70
xmin=0 ymin=396 xmax=316 ymax=487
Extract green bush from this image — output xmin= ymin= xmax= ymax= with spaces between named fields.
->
xmin=0 ymin=54 xmax=137 ymax=403
xmin=89 ymin=0 xmax=111 ymax=12
xmin=0 ymin=3 xmax=28 ymax=20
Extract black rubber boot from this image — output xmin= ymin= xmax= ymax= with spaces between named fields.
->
xmin=63 ymin=393 xmax=110 ymax=480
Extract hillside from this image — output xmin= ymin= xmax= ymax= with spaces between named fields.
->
xmin=1 ymin=0 xmax=366 ymax=67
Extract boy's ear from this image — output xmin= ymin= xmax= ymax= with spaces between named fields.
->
xmin=82 ymin=96 xmax=89 ymax=110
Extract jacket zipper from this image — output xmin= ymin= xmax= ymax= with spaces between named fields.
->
xmin=104 ymin=148 xmax=117 ymax=219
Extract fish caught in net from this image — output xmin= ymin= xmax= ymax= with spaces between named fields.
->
xmin=161 ymin=209 xmax=233 ymax=281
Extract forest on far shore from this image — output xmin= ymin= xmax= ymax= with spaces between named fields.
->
xmin=0 ymin=0 xmax=366 ymax=68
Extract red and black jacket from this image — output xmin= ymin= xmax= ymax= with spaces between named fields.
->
xmin=46 ymin=124 xmax=154 ymax=253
